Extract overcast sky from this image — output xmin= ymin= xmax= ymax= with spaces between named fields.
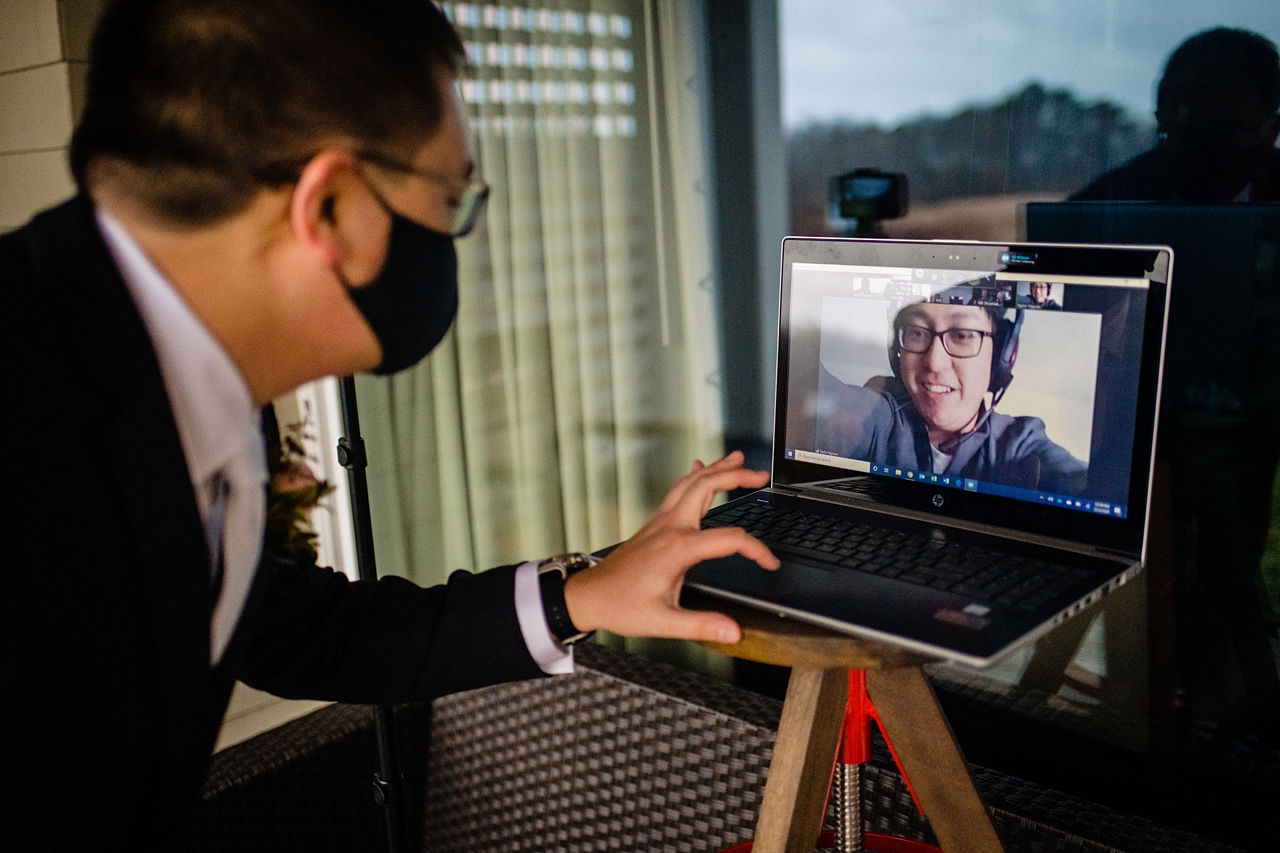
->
xmin=781 ymin=0 xmax=1280 ymax=129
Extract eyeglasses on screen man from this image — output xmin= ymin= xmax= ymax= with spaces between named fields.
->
xmin=897 ymin=325 xmax=993 ymax=358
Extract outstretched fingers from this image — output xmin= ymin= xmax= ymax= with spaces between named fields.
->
xmin=565 ymin=451 xmax=777 ymax=644
xmin=680 ymin=524 xmax=779 ymax=571
xmin=656 ymin=453 xmax=737 ymax=513
xmin=668 ymin=467 xmax=770 ymax=522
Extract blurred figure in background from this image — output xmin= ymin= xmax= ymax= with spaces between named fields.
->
xmin=1071 ymin=28 xmax=1280 ymax=202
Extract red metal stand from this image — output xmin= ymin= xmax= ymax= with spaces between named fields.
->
xmin=696 ymin=593 xmax=1003 ymax=852
xmin=721 ymin=831 xmax=940 ymax=853
xmin=723 ymin=670 xmax=942 ymax=853
xmin=843 ymin=668 xmax=924 ymax=803
xmin=830 ymin=670 xmax=937 ymax=852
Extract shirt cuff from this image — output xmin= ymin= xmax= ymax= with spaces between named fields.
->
xmin=514 ymin=560 xmax=575 ymax=675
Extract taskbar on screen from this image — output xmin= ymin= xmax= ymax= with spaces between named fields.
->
xmin=866 ymin=462 xmax=1127 ymax=518
xmin=783 ymin=449 xmax=1126 ymax=519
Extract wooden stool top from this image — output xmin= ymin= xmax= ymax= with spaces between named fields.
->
xmin=684 ymin=591 xmax=929 ymax=671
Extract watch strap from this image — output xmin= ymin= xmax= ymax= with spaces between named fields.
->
xmin=536 ymin=553 xmax=597 ymax=645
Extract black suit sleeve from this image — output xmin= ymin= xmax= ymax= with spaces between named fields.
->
xmin=237 ymin=558 xmax=546 ymax=704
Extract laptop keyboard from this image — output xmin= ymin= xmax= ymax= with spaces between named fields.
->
xmin=703 ymin=501 xmax=1092 ymax=613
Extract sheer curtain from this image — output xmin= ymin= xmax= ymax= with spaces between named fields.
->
xmin=355 ymin=2 xmax=724 ymax=641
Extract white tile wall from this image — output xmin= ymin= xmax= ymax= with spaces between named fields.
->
xmin=0 ymin=149 xmax=74 ymax=229
xmin=65 ymin=52 xmax=87 ymax=119
xmin=0 ymin=0 xmax=61 ymax=74
xmin=1 ymin=0 xmax=76 ymax=228
xmin=0 ymin=63 xmax=74 ymax=151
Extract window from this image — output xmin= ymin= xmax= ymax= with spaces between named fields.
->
xmin=781 ymin=3 xmax=1280 ymax=848
xmin=355 ymin=1 xmax=725 ymax=593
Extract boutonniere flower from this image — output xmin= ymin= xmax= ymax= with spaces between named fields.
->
xmin=264 ymin=429 xmax=334 ymax=564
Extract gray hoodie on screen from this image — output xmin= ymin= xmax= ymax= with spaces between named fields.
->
xmin=815 ymin=365 xmax=1088 ymax=496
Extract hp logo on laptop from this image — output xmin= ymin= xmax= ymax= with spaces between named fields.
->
xmin=932 ymin=494 xmax=945 ymax=507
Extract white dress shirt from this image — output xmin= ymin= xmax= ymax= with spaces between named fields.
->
xmin=96 ymin=208 xmax=572 ymax=673
xmin=98 ymin=209 xmax=266 ymax=664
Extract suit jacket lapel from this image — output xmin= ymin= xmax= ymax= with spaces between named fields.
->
xmin=22 ymin=197 xmax=220 ymax=788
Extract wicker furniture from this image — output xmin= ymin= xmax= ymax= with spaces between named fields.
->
xmin=190 ymin=642 xmax=1241 ymax=852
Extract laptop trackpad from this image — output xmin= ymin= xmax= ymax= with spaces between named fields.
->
xmin=684 ymin=553 xmax=999 ymax=647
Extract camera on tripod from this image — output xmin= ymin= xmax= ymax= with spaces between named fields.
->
xmin=827 ymin=168 xmax=909 ymax=236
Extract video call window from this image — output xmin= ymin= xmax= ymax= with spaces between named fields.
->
xmin=1016 ymin=281 xmax=1063 ymax=310
xmin=784 ymin=264 xmax=1149 ymax=514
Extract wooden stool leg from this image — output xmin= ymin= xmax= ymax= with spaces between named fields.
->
xmin=866 ymin=667 xmax=1004 ymax=853
xmin=754 ymin=666 xmax=847 ymax=853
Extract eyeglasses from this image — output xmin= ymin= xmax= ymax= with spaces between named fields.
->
xmin=897 ymin=325 xmax=992 ymax=358
xmin=357 ymin=150 xmax=490 ymax=237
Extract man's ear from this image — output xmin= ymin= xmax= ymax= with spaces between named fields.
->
xmin=290 ymin=150 xmax=390 ymax=285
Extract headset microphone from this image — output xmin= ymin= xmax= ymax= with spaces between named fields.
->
xmin=989 ymin=308 xmax=1024 ymax=405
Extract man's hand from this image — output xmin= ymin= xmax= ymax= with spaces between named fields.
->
xmin=562 ymin=451 xmax=778 ymax=645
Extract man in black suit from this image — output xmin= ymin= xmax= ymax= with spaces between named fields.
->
xmin=0 ymin=0 xmax=777 ymax=846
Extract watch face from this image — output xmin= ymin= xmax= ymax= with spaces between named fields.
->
xmin=540 ymin=552 xmax=598 ymax=576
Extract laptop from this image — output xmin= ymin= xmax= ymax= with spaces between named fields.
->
xmin=684 ymin=237 xmax=1172 ymax=666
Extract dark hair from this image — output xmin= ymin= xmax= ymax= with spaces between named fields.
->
xmin=71 ymin=0 xmax=465 ymax=225
xmin=1157 ymin=28 xmax=1280 ymax=115
xmin=892 ymin=304 xmax=1002 ymax=337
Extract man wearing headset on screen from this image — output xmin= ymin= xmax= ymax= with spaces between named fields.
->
xmin=815 ymin=301 xmax=1087 ymax=495
xmin=1018 ymin=281 xmax=1062 ymax=310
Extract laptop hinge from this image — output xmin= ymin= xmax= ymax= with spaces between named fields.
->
xmin=769 ymin=486 xmax=1139 ymax=564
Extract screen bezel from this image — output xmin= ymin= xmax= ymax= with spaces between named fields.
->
xmin=771 ymin=237 xmax=1171 ymax=557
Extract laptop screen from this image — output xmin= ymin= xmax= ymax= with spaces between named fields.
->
xmin=773 ymin=239 xmax=1170 ymax=556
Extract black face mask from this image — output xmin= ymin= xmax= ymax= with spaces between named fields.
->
xmin=343 ymin=210 xmax=459 ymax=375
